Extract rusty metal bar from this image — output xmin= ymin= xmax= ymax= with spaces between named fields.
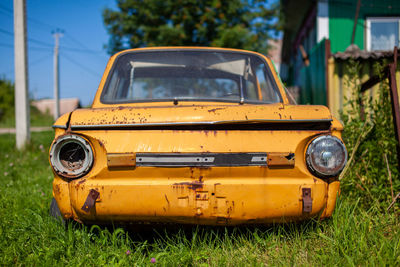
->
xmin=302 ymin=188 xmax=312 ymax=213
xmin=388 ymin=47 xmax=400 ymax=170
xmin=351 ymin=0 xmax=361 ymax=45
xmin=359 ymin=47 xmax=400 ymax=173
xmin=299 ymin=45 xmax=310 ymax=66
xmin=81 ymin=189 xmax=100 ymax=212
xmin=360 ymin=66 xmax=389 ymax=92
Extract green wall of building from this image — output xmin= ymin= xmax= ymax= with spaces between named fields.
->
xmin=299 ymin=39 xmax=328 ymax=105
xmin=329 ymin=0 xmax=400 ymax=53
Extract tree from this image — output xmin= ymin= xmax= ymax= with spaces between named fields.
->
xmin=103 ymin=0 xmax=280 ymax=55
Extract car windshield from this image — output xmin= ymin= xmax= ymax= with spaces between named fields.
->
xmin=101 ymin=50 xmax=282 ymax=104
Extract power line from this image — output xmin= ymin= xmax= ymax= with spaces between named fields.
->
xmin=0 ymin=3 xmax=57 ymax=31
xmin=63 ymin=32 xmax=107 ymax=55
xmin=0 ymin=27 xmax=54 ymax=47
xmin=0 ymin=42 xmax=13 ymax=48
xmin=0 ymin=28 xmax=13 ymax=36
xmin=0 ymin=42 xmax=51 ymax=51
xmin=2 ymin=52 xmax=53 ymax=77
xmin=28 ymin=38 xmax=53 ymax=47
xmin=62 ymin=46 xmax=105 ymax=54
xmin=29 ymin=46 xmax=53 ymax=52
xmin=29 ymin=53 xmax=52 ymax=66
xmin=0 ymin=27 xmax=105 ymax=54
xmin=61 ymin=52 xmax=100 ymax=77
xmin=0 ymin=8 xmax=13 ymax=18
xmin=0 ymin=4 xmax=13 ymax=14
xmin=0 ymin=7 xmax=106 ymax=54
xmin=64 ymin=33 xmax=91 ymax=50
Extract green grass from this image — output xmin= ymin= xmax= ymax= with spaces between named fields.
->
xmin=0 ymin=106 xmax=54 ymax=128
xmin=0 ymin=132 xmax=399 ymax=266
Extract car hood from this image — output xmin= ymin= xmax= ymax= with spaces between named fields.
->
xmin=63 ymin=104 xmax=332 ymax=129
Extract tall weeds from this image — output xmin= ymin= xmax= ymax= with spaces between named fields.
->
xmin=340 ymin=60 xmax=400 ymax=207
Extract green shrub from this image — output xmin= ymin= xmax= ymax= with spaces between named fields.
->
xmin=0 ymin=77 xmax=54 ymax=127
xmin=0 ymin=78 xmax=14 ymax=120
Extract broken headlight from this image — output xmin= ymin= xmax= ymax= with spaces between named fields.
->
xmin=50 ymin=134 xmax=93 ymax=179
xmin=305 ymin=135 xmax=347 ymax=178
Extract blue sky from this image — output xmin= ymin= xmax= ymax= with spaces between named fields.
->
xmin=0 ymin=0 xmax=117 ymax=106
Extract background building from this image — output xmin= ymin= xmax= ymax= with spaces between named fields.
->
xmin=280 ymin=0 xmax=400 ymax=117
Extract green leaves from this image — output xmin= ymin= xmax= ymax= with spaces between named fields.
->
xmin=0 ymin=78 xmax=14 ymax=121
xmin=102 ymin=0 xmax=280 ymax=54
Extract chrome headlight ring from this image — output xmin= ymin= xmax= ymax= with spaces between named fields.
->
xmin=306 ymin=135 xmax=347 ymax=178
xmin=50 ymin=134 xmax=94 ymax=179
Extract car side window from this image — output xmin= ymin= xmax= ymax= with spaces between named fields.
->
xmin=245 ymin=80 xmax=258 ymax=100
xmin=255 ymin=63 xmax=280 ymax=103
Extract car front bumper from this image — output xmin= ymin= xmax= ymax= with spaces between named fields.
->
xmin=53 ymin=172 xmax=340 ymax=225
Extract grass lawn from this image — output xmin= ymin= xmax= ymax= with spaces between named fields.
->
xmin=0 ymin=132 xmax=399 ymax=266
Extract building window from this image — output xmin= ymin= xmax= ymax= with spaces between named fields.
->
xmin=366 ymin=17 xmax=400 ymax=51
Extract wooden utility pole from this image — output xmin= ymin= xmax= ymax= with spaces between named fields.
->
xmin=52 ymin=29 xmax=63 ymax=120
xmin=13 ymin=0 xmax=30 ymax=149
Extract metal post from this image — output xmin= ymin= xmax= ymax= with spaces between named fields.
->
xmin=52 ymin=29 xmax=63 ymax=120
xmin=388 ymin=47 xmax=400 ymax=170
xmin=325 ymin=39 xmax=331 ymax=108
xmin=13 ymin=0 xmax=30 ymax=149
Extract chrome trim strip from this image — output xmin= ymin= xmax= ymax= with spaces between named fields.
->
xmin=70 ymin=119 xmax=333 ymax=129
xmin=52 ymin=125 xmax=67 ymax=129
xmin=135 ymin=153 xmax=268 ymax=167
xmin=251 ymin=156 xmax=266 ymax=162
xmin=137 ymin=157 xmax=215 ymax=163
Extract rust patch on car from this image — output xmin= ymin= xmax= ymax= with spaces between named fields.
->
xmin=267 ymin=152 xmax=295 ymax=168
xmin=302 ymin=188 xmax=312 ymax=213
xmin=81 ymin=189 xmax=100 ymax=212
xmin=164 ymin=194 xmax=170 ymax=205
xmin=216 ymin=216 xmax=229 ymax=224
xmin=173 ymin=180 xmax=204 ymax=190
xmin=195 ymin=208 xmax=203 ymax=216
xmin=107 ymin=153 xmax=136 ymax=168
xmin=208 ymin=107 xmax=225 ymax=113
xmin=54 ymin=184 xmax=61 ymax=194
xmin=78 ymin=179 xmax=86 ymax=185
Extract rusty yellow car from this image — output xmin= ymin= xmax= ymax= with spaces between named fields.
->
xmin=49 ymin=47 xmax=347 ymax=225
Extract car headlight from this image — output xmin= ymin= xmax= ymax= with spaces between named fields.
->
xmin=305 ymin=135 xmax=347 ymax=178
xmin=50 ymin=134 xmax=94 ymax=179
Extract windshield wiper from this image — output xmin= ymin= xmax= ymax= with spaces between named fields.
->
xmin=239 ymin=57 xmax=251 ymax=105
xmin=239 ymin=76 xmax=244 ymax=105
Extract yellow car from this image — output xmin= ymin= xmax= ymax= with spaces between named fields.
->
xmin=49 ymin=47 xmax=347 ymax=225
